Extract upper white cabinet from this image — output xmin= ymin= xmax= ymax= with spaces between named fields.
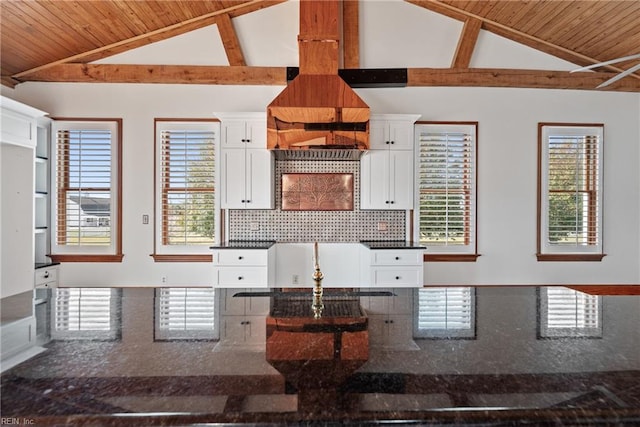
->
xmin=220 ymin=117 xmax=267 ymax=149
xmin=217 ymin=113 xmax=274 ymax=209
xmin=368 ymin=117 xmax=416 ymax=150
xmin=361 ymin=114 xmax=420 ymax=210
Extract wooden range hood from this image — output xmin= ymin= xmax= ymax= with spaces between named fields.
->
xmin=267 ymin=0 xmax=370 ymax=159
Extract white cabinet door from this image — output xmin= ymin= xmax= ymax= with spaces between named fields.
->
xmin=388 ymin=150 xmax=414 ymax=209
xmin=388 ymin=122 xmax=415 ymax=150
xmin=244 ymin=119 xmax=267 ymax=149
xmin=360 ymin=149 xmax=413 ymax=210
xmin=221 ymin=119 xmax=267 ymax=149
xmin=360 ymin=150 xmax=389 ymax=210
xmin=221 ymin=149 xmax=247 ymax=209
xmin=245 ymin=149 xmax=274 ymax=209
xmin=368 ymin=119 xmax=415 ymax=150
xmin=221 ymin=121 xmax=249 ymax=148
xmin=220 ymin=148 xmax=273 ymax=209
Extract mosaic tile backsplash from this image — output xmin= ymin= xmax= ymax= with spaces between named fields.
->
xmin=228 ymin=160 xmax=406 ymax=242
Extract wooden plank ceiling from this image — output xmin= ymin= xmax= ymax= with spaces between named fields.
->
xmin=1 ymin=0 xmax=639 ymax=91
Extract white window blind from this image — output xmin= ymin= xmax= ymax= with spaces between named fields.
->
xmin=539 ymin=125 xmax=603 ymax=255
xmin=539 ymin=287 xmax=602 ymax=338
xmin=414 ymin=287 xmax=475 ymax=338
xmin=417 ymin=124 xmax=477 ymax=253
xmin=54 ymin=126 xmax=114 ymax=248
xmin=155 ymin=288 xmax=217 ymax=340
xmin=52 ymin=288 xmax=120 ymax=340
xmin=158 ymin=123 xmax=216 ymax=248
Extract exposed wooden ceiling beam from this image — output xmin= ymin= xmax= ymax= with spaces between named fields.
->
xmin=451 ymin=18 xmax=481 ymax=68
xmin=216 ymin=13 xmax=246 ymax=66
xmin=342 ymin=0 xmax=360 ymax=69
xmin=408 ymin=68 xmax=639 ymax=92
xmin=11 ymin=0 xmax=284 ymax=80
xmin=406 ymin=0 xmax=639 ymax=80
xmin=17 ymin=64 xmax=287 ymax=85
xmin=15 ymin=63 xmax=639 ymax=91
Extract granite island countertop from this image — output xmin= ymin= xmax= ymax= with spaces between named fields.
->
xmin=2 ymin=286 xmax=638 ymax=426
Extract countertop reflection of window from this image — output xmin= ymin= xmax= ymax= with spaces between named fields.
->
xmin=538 ymin=287 xmax=602 ymax=338
xmin=154 ymin=288 xmax=218 ymax=341
xmin=414 ymin=287 xmax=476 ymax=339
xmin=51 ymin=288 xmax=121 ymax=341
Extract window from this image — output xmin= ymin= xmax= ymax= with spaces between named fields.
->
xmin=51 ymin=287 xmax=121 ymax=340
xmin=538 ymin=124 xmax=604 ymax=261
xmin=51 ymin=119 xmax=122 ymax=262
xmin=154 ymin=288 xmax=218 ymax=340
xmin=416 ymin=123 xmax=478 ymax=261
xmin=538 ymin=287 xmax=602 ymax=338
xmin=414 ymin=287 xmax=476 ymax=339
xmin=153 ymin=120 xmax=218 ymax=261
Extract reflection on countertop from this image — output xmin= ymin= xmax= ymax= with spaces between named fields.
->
xmin=1 ymin=286 xmax=639 ymax=426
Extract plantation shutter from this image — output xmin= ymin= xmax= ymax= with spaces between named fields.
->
xmin=547 ymin=133 xmax=601 ymax=246
xmin=540 ymin=287 xmax=601 ymax=337
xmin=415 ymin=287 xmax=475 ymax=338
xmin=53 ymin=288 xmax=119 ymax=340
xmin=56 ymin=128 xmax=113 ymax=246
xmin=161 ymin=129 xmax=216 ymax=246
xmin=417 ymin=124 xmax=476 ymax=252
xmin=156 ymin=288 xmax=217 ymax=340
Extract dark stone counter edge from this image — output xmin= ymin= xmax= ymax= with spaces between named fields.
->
xmin=211 ymin=241 xmax=425 ymax=250
xmin=35 ymin=262 xmax=60 ymax=269
xmin=210 ymin=240 xmax=276 ymax=249
xmin=360 ymin=240 xmax=427 ymax=249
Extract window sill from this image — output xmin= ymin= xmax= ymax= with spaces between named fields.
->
xmin=151 ymin=254 xmax=213 ymax=262
xmin=536 ymin=253 xmax=606 ymax=262
xmin=424 ymin=254 xmax=480 ymax=262
xmin=49 ymin=254 xmax=124 ymax=263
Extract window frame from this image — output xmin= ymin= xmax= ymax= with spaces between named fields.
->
xmin=415 ymin=122 xmax=479 ymax=262
xmin=537 ymin=123 xmax=605 ymax=261
xmin=537 ymin=287 xmax=603 ymax=339
xmin=50 ymin=118 xmax=123 ymax=263
xmin=413 ymin=287 xmax=476 ymax=339
xmin=152 ymin=119 xmax=220 ymax=262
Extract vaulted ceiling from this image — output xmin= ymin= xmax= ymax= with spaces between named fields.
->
xmin=1 ymin=0 xmax=639 ymax=91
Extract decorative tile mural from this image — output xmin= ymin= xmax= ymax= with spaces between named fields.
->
xmin=282 ymin=173 xmax=354 ymax=211
xmin=228 ymin=160 xmax=406 ymax=242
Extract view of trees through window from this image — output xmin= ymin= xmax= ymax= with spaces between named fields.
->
xmin=161 ymin=128 xmax=216 ymax=246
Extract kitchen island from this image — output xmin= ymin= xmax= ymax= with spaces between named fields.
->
xmin=1 ymin=286 xmax=639 ymax=425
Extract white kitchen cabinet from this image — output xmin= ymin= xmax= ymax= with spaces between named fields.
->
xmin=220 ymin=115 xmax=267 ymax=149
xmin=212 ymin=247 xmax=276 ymax=288
xmin=360 ymin=288 xmax=418 ymax=350
xmin=360 ymin=114 xmax=420 ymax=210
xmin=1 ymin=96 xmax=48 ymax=368
xmin=361 ymin=249 xmax=424 ymax=287
xmin=360 ymin=149 xmax=414 ymax=210
xmin=216 ymin=288 xmax=268 ymax=351
xmin=221 ymin=148 xmax=274 ymax=209
xmin=218 ymin=113 xmax=274 ymax=209
xmin=368 ymin=116 xmax=417 ymax=150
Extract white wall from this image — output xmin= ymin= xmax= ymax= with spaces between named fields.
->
xmin=1 ymin=0 xmax=639 ymax=287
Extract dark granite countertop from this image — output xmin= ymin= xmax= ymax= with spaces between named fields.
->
xmin=210 ymin=240 xmax=276 ymax=249
xmin=360 ymin=240 xmax=426 ymax=249
xmin=2 ymin=286 xmax=638 ymax=426
xmin=34 ymin=262 xmax=60 ymax=269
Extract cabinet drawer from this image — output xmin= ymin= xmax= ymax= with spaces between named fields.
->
xmin=214 ymin=250 xmax=268 ymax=266
xmin=371 ymin=250 xmax=422 ymax=266
xmin=371 ymin=267 xmax=422 ymax=287
xmin=213 ymin=267 xmax=269 ymax=287
xmin=35 ymin=267 xmax=58 ymax=287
